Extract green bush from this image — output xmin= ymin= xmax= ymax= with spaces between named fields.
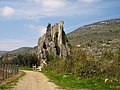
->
xmin=1 ymin=52 xmax=38 ymax=68
xmin=46 ymin=47 xmax=120 ymax=78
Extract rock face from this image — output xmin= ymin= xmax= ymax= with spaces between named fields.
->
xmin=38 ymin=21 xmax=70 ymax=67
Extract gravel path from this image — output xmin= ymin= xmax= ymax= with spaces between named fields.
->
xmin=11 ymin=70 xmax=60 ymax=90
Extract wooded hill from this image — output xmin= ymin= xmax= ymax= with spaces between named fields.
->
xmin=68 ymin=18 xmax=120 ymax=48
xmin=0 ymin=47 xmax=37 ymax=56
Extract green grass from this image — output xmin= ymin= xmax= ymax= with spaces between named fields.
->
xmin=0 ymin=71 xmax=26 ymax=90
xmin=19 ymin=67 xmax=33 ymax=71
xmin=43 ymin=71 xmax=120 ymax=90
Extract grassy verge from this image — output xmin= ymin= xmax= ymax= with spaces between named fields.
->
xmin=0 ymin=71 xmax=26 ymax=90
xmin=19 ymin=67 xmax=33 ymax=71
xmin=43 ymin=71 xmax=120 ymax=90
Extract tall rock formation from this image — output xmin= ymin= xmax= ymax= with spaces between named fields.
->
xmin=38 ymin=21 xmax=70 ymax=67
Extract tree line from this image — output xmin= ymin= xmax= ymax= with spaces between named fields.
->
xmin=0 ymin=52 xmax=38 ymax=68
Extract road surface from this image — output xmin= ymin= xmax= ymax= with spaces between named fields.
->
xmin=11 ymin=70 xmax=60 ymax=90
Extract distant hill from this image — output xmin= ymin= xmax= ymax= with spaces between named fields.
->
xmin=9 ymin=47 xmax=32 ymax=54
xmin=0 ymin=46 xmax=37 ymax=56
xmin=68 ymin=18 xmax=120 ymax=47
xmin=0 ymin=51 xmax=7 ymax=56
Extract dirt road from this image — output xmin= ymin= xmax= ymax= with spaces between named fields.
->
xmin=11 ymin=70 xmax=60 ymax=90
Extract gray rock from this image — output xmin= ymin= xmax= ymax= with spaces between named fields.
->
xmin=38 ymin=21 xmax=70 ymax=67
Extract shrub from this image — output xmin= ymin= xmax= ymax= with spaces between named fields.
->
xmin=46 ymin=47 xmax=120 ymax=78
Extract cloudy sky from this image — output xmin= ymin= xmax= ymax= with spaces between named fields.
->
xmin=0 ymin=0 xmax=120 ymax=51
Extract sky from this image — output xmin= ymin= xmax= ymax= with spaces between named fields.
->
xmin=0 ymin=0 xmax=120 ymax=51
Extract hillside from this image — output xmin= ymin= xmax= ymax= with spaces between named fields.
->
xmin=0 ymin=46 xmax=37 ymax=56
xmin=0 ymin=51 xmax=6 ymax=56
xmin=68 ymin=19 xmax=120 ymax=48
xmin=9 ymin=47 xmax=32 ymax=54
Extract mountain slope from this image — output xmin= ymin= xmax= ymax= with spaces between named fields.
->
xmin=0 ymin=46 xmax=38 ymax=56
xmin=68 ymin=18 xmax=120 ymax=47
xmin=9 ymin=47 xmax=32 ymax=54
xmin=0 ymin=51 xmax=7 ymax=56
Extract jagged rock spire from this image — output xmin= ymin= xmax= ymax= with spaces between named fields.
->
xmin=47 ymin=22 xmax=51 ymax=31
xmin=38 ymin=21 xmax=70 ymax=67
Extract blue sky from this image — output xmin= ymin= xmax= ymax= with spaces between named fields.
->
xmin=0 ymin=0 xmax=120 ymax=51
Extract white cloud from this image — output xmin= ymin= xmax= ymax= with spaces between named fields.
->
xmin=1 ymin=6 xmax=15 ymax=17
xmin=41 ymin=0 xmax=65 ymax=12
xmin=81 ymin=0 xmax=95 ymax=3
xmin=32 ymin=0 xmax=67 ymax=13
xmin=0 ymin=0 xmax=103 ymax=19
xmin=28 ymin=25 xmax=46 ymax=37
xmin=78 ymin=0 xmax=101 ymax=3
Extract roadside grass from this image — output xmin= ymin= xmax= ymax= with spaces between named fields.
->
xmin=0 ymin=71 xmax=26 ymax=90
xmin=43 ymin=71 xmax=120 ymax=90
xmin=19 ymin=67 xmax=33 ymax=71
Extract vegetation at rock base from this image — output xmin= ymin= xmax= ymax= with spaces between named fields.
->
xmin=43 ymin=47 xmax=120 ymax=89
xmin=46 ymin=47 xmax=120 ymax=78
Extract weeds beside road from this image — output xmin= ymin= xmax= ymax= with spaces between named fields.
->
xmin=0 ymin=71 xmax=25 ymax=90
xmin=43 ymin=71 xmax=120 ymax=90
